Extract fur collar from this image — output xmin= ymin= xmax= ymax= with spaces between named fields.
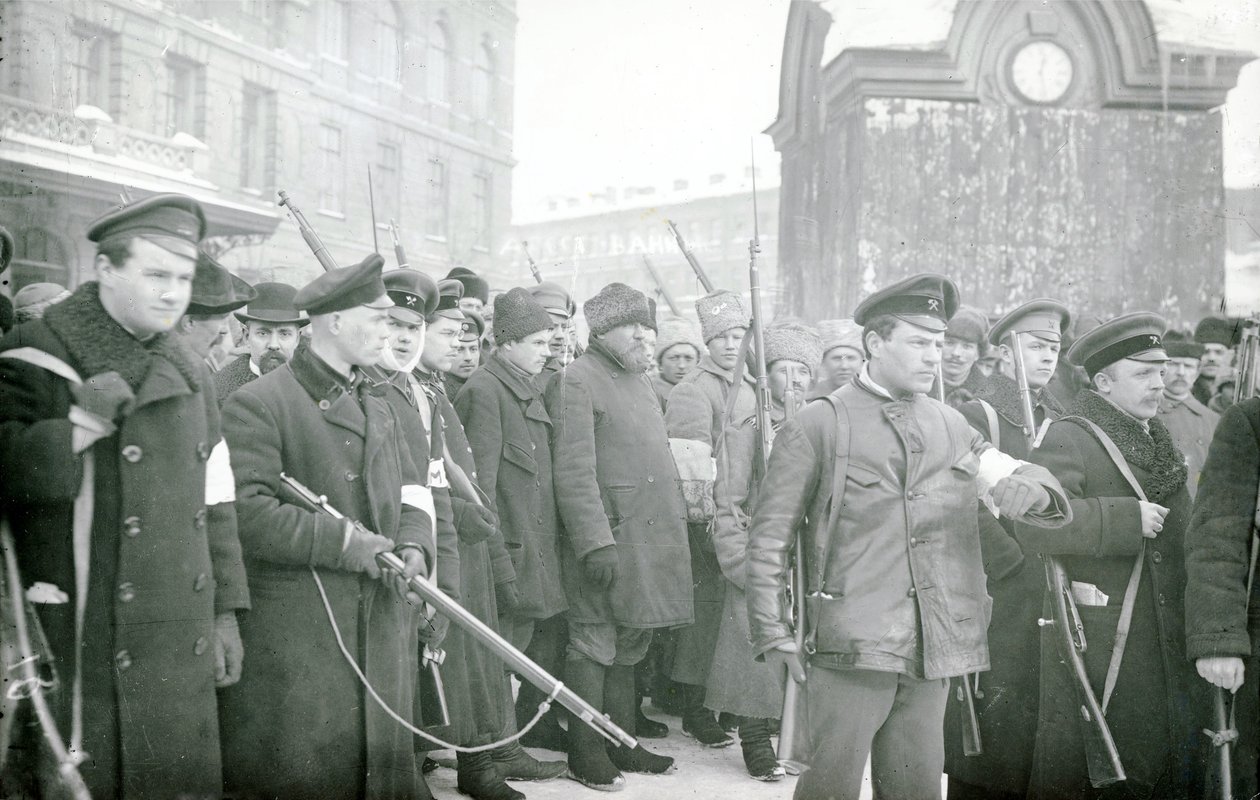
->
xmin=973 ymin=373 xmax=1066 ymax=424
xmin=1065 ymin=389 xmax=1188 ymax=504
xmin=42 ymin=282 xmax=198 ymax=392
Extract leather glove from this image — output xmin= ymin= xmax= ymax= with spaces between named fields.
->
xmin=765 ymin=642 xmax=806 ymax=685
xmin=454 ymin=501 xmax=497 ymax=544
xmin=387 ymin=547 xmax=428 ymax=606
xmin=71 ymin=371 xmax=135 ymax=422
xmin=338 ymin=523 xmax=393 ymax=580
xmin=212 ymin=612 xmax=244 ymax=688
xmin=496 ymin=580 xmax=520 ymax=616
xmin=582 ymin=545 xmax=619 ymax=590
xmin=419 ymin=613 xmax=449 ymax=649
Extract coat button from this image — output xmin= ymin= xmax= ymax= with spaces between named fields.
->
xmin=194 ymin=509 xmax=207 ymax=529
xmin=115 ymin=650 xmax=132 ymax=671
xmin=123 ymin=516 xmax=141 ymax=538
xmin=910 ymin=538 xmax=918 ymax=546
xmin=118 ymin=582 xmax=136 ymax=603
xmin=194 ymin=637 xmax=209 ymax=656
xmin=194 ymin=573 xmax=209 ymax=592
xmin=1158 ymin=593 xmax=1166 ymax=606
xmin=647 ymin=476 xmax=654 ymax=483
xmin=1152 ymin=551 xmax=1162 ymax=564
xmin=319 ymin=399 xmax=331 ymax=410
xmin=648 ymin=519 xmax=655 ymax=526
xmin=196 ymin=441 xmax=210 ymax=461
xmin=122 ymin=445 xmax=143 ymax=463
xmin=531 ymin=443 xmax=536 ymax=451
xmin=907 ymin=587 xmax=917 ymax=597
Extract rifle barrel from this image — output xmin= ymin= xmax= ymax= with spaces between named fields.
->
xmin=666 ymin=220 xmax=715 ymax=293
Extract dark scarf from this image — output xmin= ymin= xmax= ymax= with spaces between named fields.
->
xmin=1065 ymin=389 xmax=1188 ymax=504
xmin=972 ymin=373 xmax=1066 ymax=424
xmin=42 ymin=282 xmax=199 ymax=392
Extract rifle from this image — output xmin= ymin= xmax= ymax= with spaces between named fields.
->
xmin=277 ymin=472 xmax=637 ymax=749
xmin=1012 ymin=330 xmax=1125 ymax=786
xmin=777 ymin=387 xmax=810 ymax=770
xmin=748 ymin=145 xmax=773 ymax=472
xmin=388 ymin=219 xmax=409 ymax=269
xmin=954 ymin=333 xmax=988 ymax=753
xmin=522 ymin=241 xmax=543 ymax=284
xmin=666 ymin=219 xmax=715 ymax=293
xmin=278 ymin=191 xmax=338 ymax=272
xmin=641 ymin=254 xmax=682 ymax=318
xmin=367 ymin=167 xmax=380 ymax=254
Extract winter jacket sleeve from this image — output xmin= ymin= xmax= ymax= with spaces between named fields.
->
xmin=1185 ymin=400 xmax=1260 ymax=661
xmin=453 ymin=379 xmax=503 ymax=515
xmin=959 ymin=400 xmax=1028 ymax=579
xmin=199 ymin=373 xmax=250 ymax=614
xmin=713 ymin=417 xmax=757 ymax=588
xmin=546 ymin=370 xmax=615 ymax=560
xmin=1016 ymin=421 xmax=1144 ymax=557
xmin=0 ymin=329 xmax=81 ymax=501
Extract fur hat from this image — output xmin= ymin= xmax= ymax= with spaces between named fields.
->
xmin=493 ymin=287 xmax=553 ymax=345
xmin=446 ymin=266 xmax=490 ymax=305
xmin=817 ymin=319 xmax=863 ymax=356
xmin=945 ymin=305 xmax=989 ymax=346
xmin=1195 ymin=316 xmax=1243 ymax=348
xmin=583 ymin=282 xmax=653 ymax=338
xmin=654 ymin=316 xmax=704 ymax=362
xmin=764 ymin=322 xmax=823 ymax=375
xmin=696 ymin=290 xmax=749 ymax=343
xmin=13 ymin=282 xmax=71 ymax=324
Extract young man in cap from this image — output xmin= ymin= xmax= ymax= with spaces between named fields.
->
xmin=447 ymin=266 xmax=490 ymax=316
xmin=1192 ymin=316 xmax=1240 ymax=405
xmin=0 ymin=194 xmax=249 ymax=798
xmin=454 ymin=287 xmax=571 ymax=786
xmin=652 ymin=317 xmax=704 ymax=411
xmin=529 ymin=281 xmax=577 ymax=377
xmin=446 ymin=309 xmax=484 ymax=396
xmin=662 ymin=288 xmax=756 ymax=748
xmin=1018 ymin=312 xmax=1203 ymax=800
xmin=214 ymin=281 xmax=308 ymax=404
xmin=218 ymin=253 xmax=434 ymax=799
xmin=945 ymin=299 xmax=1071 ymax=800
xmin=416 ymin=280 xmax=562 ymax=799
xmin=941 ymin=305 xmax=990 ymax=404
xmin=1185 ymin=394 xmax=1260 ymax=800
xmin=545 ymin=282 xmax=692 ymax=790
xmin=809 ymin=318 xmax=865 ymax=399
xmin=746 ymin=273 xmax=1070 ymax=800
xmin=1156 ymin=332 xmax=1220 ymax=497
xmin=709 ymin=322 xmax=822 ymax=782
xmin=172 ymin=251 xmax=257 ymax=367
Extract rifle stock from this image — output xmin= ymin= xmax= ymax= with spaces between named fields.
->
xmin=522 ymin=241 xmax=543 ymax=285
xmin=388 ymin=219 xmax=409 ymax=270
xmin=666 ymin=220 xmax=715 ymax=294
xmin=277 ymin=191 xmax=338 ymax=273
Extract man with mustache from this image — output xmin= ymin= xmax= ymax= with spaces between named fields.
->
xmin=1018 ymin=312 xmax=1203 ymax=800
xmin=940 ymin=305 xmax=989 ymax=405
xmin=530 ymin=281 xmax=578 ymax=379
xmin=1156 ymin=331 xmax=1220 ymax=497
xmin=214 ymin=281 xmax=307 ymax=404
xmin=172 ymin=250 xmax=256 ymax=366
xmin=1191 ymin=316 xmax=1239 ymax=405
xmin=545 ymin=282 xmax=691 ymax=790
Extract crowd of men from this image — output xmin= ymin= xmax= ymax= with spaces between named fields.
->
xmin=0 ymin=192 xmax=1255 ymax=800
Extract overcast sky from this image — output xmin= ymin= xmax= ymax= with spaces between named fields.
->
xmin=510 ymin=0 xmax=1260 ymax=222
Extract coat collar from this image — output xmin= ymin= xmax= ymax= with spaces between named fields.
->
xmin=697 ymin=353 xmax=754 ymax=387
xmin=41 ymin=281 xmax=200 ymax=398
xmin=486 ymin=351 xmax=542 ymax=403
xmin=288 ymin=346 xmax=367 ymax=436
xmin=1160 ymin=392 xmax=1212 ymax=417
xmin=972 ymin=373 xmax=1065 ymax=424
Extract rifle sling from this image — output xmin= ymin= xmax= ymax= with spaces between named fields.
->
xmin=803 ymin=393 xmax=852 ymax=653
xmin=977 ymin=398 xmax=1001 ymax=451
xmin=1071 ymin=417 xmax=1148 ymax=716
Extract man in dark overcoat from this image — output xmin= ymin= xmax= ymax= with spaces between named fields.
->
xmin=545 ymin=282 xmax=693 ymax=790
xmin=218 ymin=255 xmax=434 ymax=800
xmin=746 ymin=274 xmax=1070 ymax=800
xmin=946 ymin=300 xmax=1071 ymax=800
xmin=1018 ymin=312 xmax=1205 ymax=800
xmin=0 ymin=195 xmax=248 ymax=799
xmin=1185 ymin=395 xmax=1260 ymax=799
xmin=213 ymin=281 xmax=307 ymax=404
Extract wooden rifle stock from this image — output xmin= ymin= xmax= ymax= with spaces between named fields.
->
xmin=388 ymin=220 xmax=409 ymax=270
xmin=522 ymin=241 xmax=543 ymax=285
xmin=277 ymin=191 xmax=338 ymax=272
xmin=666 ymin=219 xmax=715 ymax=293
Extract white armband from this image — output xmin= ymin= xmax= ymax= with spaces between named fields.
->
xmin=401 ymin=483 xmax=437 ymax=532
xmin=205 ymin=438 xmax=237 ymax=505
xmin=976 ymin=446 xmax=1024 ymax=518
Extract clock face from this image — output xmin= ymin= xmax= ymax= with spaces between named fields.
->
xmin=1010 ymin=41 xmax=1074 ymax=104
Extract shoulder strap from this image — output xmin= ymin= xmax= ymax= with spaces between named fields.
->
xmin=800 ymin=393 xmax=851 ymax=653
xmin=0 ymin=346 xmax=90 ymax=757
xmin=977 ymin=399 xmax=1001 ymax=451
xmin=1069 ymin=416 xmax=1146 ymax=716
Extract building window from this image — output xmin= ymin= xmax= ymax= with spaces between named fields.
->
xmin=472 ymin=172 xmax=492 ymax=249
xmin=428 ymin=21 xmax=451 ymax=104
xmin=74 ymin=24 xmax=117 ymax=115
xmin=426 ymin=158 xmax=448 ymax=238
xmin=319 ymin=124 xmax=344 ymax=213
xmin=375 ymin=142 xmax=400 ymax=224
xmin=12 ymin=228 xmax=70 ymax=291
xmin=376 ymin=3 xmax=402 ymax=83
xmin=472 ymin=40 xmax=496 ymax=122
xmin=166 ymin=56 xmax=206 ymax=138
xmin=322 ymin=0 xmax=350 ymax=60
xmin=240 ymin=84 xmax=276 ymax=192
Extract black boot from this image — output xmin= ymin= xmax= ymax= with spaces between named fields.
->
xmin=635 ymin=681 xmax=668 ymax=739
xmin=456 ymin=751 xmax=525 ymax=800
xmin=604 ymin=664 xmax=676 ymax=775
xmin=491 ymin=740 xmax=567 ymax=781
xmin=564 ymin=657 xmax=625 ymax=792
xmin=739 ymin=717 xmax=785 ymax=782
xmin=680 ymin=684 xmax=733 ymax=748
xmin=717 ymin=711 xmax=740 ymax=732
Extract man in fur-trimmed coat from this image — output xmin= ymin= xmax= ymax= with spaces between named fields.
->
xmin=1018 ymin=313 xmax=1207 ymax=800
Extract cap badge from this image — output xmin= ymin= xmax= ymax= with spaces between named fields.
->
xmin=405 ymin=295 xmax=417 ymax=307
xmin=1149 ymin=335 xmax=1159 ymax=346
xmin=928 ymin=299 xmax=940 ymax=311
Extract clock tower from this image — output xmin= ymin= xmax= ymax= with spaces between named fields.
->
xmin=769 ymin=0 xmax=1256 ymax=325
